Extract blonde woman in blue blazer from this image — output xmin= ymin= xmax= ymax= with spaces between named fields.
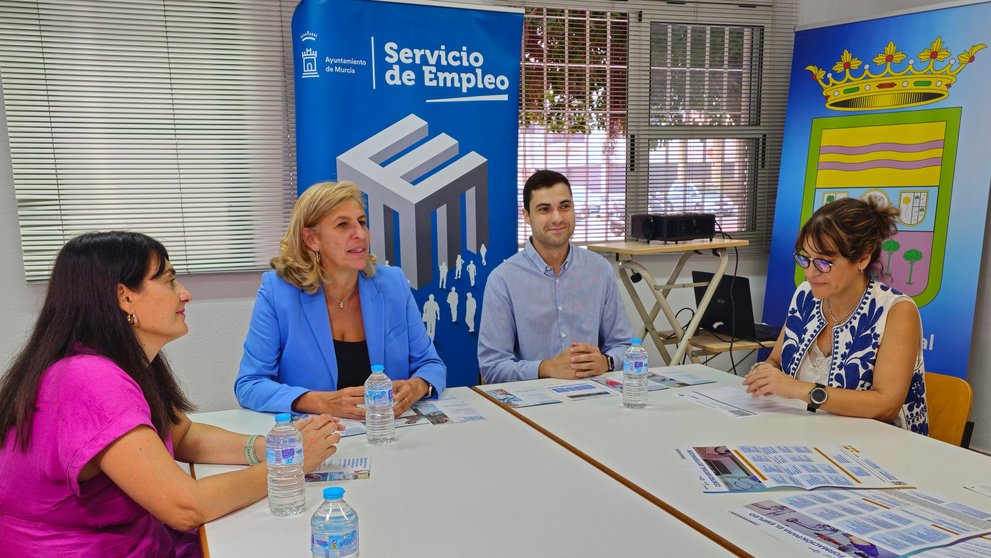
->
xmin=235 ymin=181 xmax=445 ymax=419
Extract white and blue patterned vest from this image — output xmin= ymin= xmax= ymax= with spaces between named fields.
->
xmin=780 ymin=279 xmax=929 ymax=435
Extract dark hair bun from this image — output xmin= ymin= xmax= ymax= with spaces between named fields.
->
xmin=864 ymin=195 xmax=899 ymax=240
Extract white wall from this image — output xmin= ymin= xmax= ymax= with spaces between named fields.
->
xmin=1 ymin=0 xmax=987 ymax=448
xmin=0 ymin=78 xmax=260 ymax=412
xmin=799 ymin=0 xmax=938 ymax=27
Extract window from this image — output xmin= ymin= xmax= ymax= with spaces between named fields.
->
xmin=645 ymin=22 xmax=764 ymax=232
xmin=518 ymin=7 xmax=628 ymax=245
xmin=511 ymin=0 xmax=796 ymax=249
xmin=0 ymin=1 xmax=297 ymax=281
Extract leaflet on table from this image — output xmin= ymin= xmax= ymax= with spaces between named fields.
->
xmin=337 ymin=399 xmax=486 ymax=435
xmin=410 ymin=399 xmax=485 ymax=424
xmin=305 ymin=456 xmax=371 ymax=482
xmin=546 ymin=381 xmax=615 ymax=400
xmin=732 ymin=489 xmax=991 ymax=558
xmin=591 ymin=370 xmax=716 ymax=392
xmin=480 ymin=385 xmax=562 ymax=408
xmin=336 ymin=411 xmax=423 ymax=437
xmin=680 ymin=444 xmax=909 ymax=493
xmin=676 ymin=385 xmax=805 ymax=417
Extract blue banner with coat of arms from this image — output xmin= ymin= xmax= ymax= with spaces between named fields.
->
xmin=291 ymin=0 xmax=523 ymax=387
xmin=763 ymin=3 xmax=991 ymax=379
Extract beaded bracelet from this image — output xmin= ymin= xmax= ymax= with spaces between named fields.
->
xmin=244 ymin=434 xmax=261 ymax=465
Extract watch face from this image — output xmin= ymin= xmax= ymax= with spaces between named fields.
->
xmin=810 ymin=387 xmax=828 ymax=405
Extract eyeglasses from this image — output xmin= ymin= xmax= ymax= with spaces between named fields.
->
xmin=793 ymin=253 xmax=834 ymax=273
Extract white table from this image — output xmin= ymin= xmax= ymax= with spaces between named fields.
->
xmin=587 ymin=239 xmax=750 ymax=365
xmin=191 ymin=387 xmax=733 ymax=557
xmin=476 ymin=367 xmax=991 ymax=558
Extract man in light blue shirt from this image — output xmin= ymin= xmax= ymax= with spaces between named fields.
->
xmin=478 ymin=170 xmax=632 ymax=383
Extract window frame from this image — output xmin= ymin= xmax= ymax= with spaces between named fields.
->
xmin=507 ymin=0 xmax=795 ymax=250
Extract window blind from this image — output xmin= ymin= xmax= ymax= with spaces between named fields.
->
xmin=507 ymin=0 xmax=796 ymax=249
xmin=0 ymin=0 xmax=297 ymax=281
xmin=517 ymin=6 xmax=628 ymax=245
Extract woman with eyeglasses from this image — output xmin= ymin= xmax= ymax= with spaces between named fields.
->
xmin=743 ymin=197 xmax=928 ymax=433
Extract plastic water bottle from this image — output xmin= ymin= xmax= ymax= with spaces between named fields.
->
xmin=623 ymin=338 xmax=649 ymax=409
xmin=311 ymin=487 xmax=359 ymax=558
xmin=266 ymin=413 xmax=305 ymax=516
xmin=364 ymin=364 xmax=395 ymax=445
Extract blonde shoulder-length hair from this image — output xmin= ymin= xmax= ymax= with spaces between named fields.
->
xmin=271 ymin=180 xmax=377 ymax=294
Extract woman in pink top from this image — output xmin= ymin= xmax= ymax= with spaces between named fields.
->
xmin=0 ymin=232 xmax=343 ymax=557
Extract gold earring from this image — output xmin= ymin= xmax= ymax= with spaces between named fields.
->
xmin=314 ymin=251 xmax=321 ymax=263
xmin=127 ymin=313 xmax=137 ymax=326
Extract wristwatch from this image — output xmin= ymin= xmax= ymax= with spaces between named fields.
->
xmin=807 ymin=383 xmax=828 ymax=412
xmin=605 ymin=355 xmax=615 ymax=372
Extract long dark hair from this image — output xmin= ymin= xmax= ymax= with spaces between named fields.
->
xmin=0 ymin=231 xmax=194 ymax=451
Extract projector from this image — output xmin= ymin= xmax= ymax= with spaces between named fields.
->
xmin=631 ymin=213 xmax=716 ymax=242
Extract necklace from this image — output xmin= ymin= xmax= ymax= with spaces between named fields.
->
xmin=824 ymin=298 xmax=856 ymax=325
xmin=329 ymin=281 xmax=358 ymax=310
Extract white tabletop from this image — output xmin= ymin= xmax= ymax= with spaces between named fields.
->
xmin=478 ymin=366 xmax=991 ymax=558
xmin=192 ymin=387 xmax=733 ymax=558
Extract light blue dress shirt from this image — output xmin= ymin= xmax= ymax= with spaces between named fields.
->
xmin=477 ymin=239 xmax=632 ymax=383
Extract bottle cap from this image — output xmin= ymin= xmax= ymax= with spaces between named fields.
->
xmin=371 ymin=365 xmax=384 ymax=373
xmin=323 ymin=487 xmax=345 ymax=500
xmin=631 ymin=338 xmax=642 ymax=345
xmin=274 ymin=413 xmax=291 ymax=422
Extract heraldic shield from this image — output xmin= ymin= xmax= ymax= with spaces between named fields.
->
xmin=796 ymin=108 xmax=959 ymax=306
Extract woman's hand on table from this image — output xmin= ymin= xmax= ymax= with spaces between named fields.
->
xmin=392 ymin=378 xmax=430 ymax=417
xmin=743 ymin=361 xmax=806 ymax=400
xmin=294 ymin=387 xmax=366 ymax=420
xmin=294 ymin=414 xmax=344 ymax=473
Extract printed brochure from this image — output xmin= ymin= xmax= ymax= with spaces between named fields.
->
xmin=680 ymin=444 xmax=909 ymax=493
xmin=591 ymin=369 xmax=716 ymax=392
xmin=733 ymin=489 xmax=991 ymax=557
xmin=305 ymin=456 xmax=371 ymax=482
xmin=480 ymin=384 xmax=561 ymax=408
xmin=335 ymin=398 xmax=485 ymax=436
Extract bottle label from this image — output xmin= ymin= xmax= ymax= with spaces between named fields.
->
xmin=623 ymin=359 xmax=647 ymax=375
xmin=365 ymin=386 xmax=393 ymax=407
xmin=266 ymin=446 xmax=300 ymax=466
xmin=312 ymin=529 xmax=358 ymax=557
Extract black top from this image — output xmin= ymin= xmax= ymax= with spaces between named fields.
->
xmin=334 ymin=339 xmax=372 ymax=389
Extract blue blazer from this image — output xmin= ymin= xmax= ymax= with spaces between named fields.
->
xmin=235 ymin=267 xmax=446 ymax=412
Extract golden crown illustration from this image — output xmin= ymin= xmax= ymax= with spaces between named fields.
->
xmin=806 ymin=37 xmax=986 ymax=111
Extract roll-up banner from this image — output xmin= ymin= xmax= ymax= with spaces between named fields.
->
xmin=764 ymin=2 xmax=991 ymax=378
xmin=292 ymin=0 xmax=523 ymax=387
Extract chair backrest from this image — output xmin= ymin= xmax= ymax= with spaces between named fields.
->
xmin=924 ymin=371 xmax=973 ymax=446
